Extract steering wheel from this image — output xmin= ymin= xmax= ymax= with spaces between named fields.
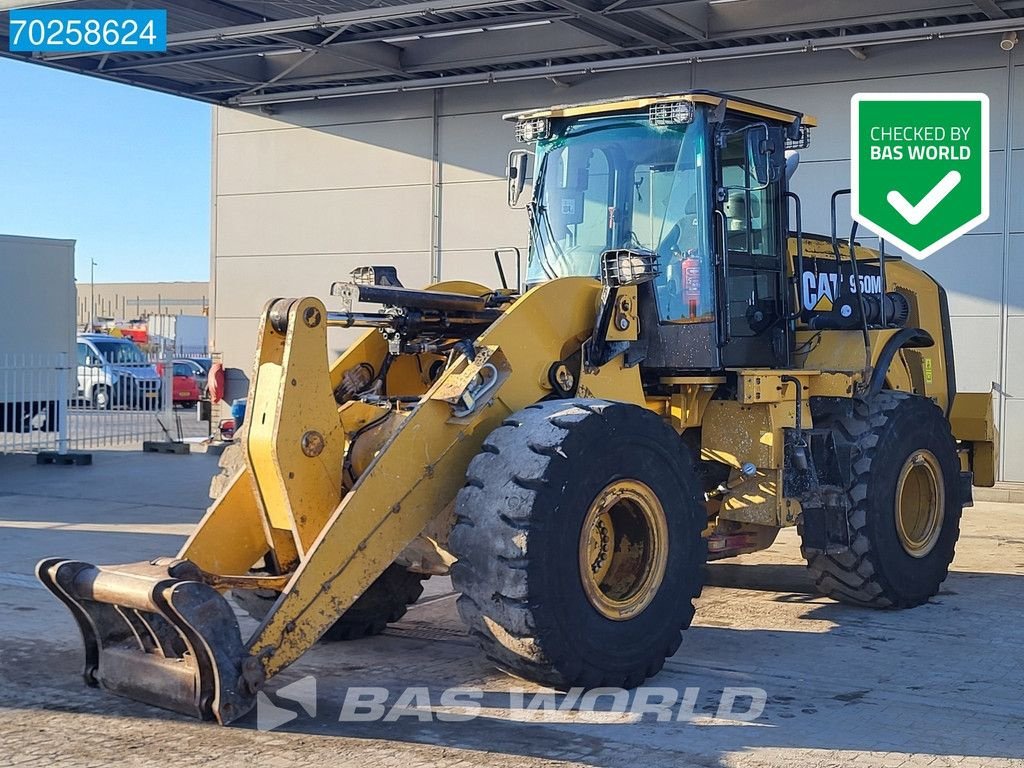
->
xmin=657 ymin=222 xmax=684 ymax=259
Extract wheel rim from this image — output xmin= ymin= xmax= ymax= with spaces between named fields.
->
xmin=96 ymin=389 xmax=108 ymax=408
xmin=895 ymin=449 xmax=945 ymax=558
xmin=578 ymin=479 xmax=669 ymax=620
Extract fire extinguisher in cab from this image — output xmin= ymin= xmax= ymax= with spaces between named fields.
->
xmin=681 ymin=249 xmax=702 ymax=318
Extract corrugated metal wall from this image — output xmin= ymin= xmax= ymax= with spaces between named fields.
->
xmin=211 ymin=35 xmax=1024 ymax=481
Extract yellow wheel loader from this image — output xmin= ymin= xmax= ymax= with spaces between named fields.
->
xmin=38 ymin=90 xmax=998 ymax=724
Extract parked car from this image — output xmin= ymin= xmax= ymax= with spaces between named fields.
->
xmin=160 ymin=361 xmax=201 ymax=409
xmin=173 ymin=358 xmax=210 ymax=395
xmin=76 ymin=334 xmax=162 ymax=410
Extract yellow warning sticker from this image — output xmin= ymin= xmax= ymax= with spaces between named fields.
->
xmin=811 ymin=292 xmax=833 ymax=312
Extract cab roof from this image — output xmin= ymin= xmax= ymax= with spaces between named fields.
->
xmin=503 ymin=90 xmax=817 ymax=129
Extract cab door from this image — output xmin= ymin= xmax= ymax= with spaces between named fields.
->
xmin=714 ymin=123 xmax=789 ymax=367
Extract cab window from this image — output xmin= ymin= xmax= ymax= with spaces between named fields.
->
xmin=77 ymin=343 xmax=92 ymax=366
xmin=719 ymin=127 xmax=784 ymax=340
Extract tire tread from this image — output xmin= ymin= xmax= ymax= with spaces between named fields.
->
xmin=802 ymin=391 xmax=959 ymax=609
xmin=450 ymin=399 xmax=706 ymax=689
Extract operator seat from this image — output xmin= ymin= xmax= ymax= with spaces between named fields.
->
xmin=723 ymin=190 xmax=761 ymax=252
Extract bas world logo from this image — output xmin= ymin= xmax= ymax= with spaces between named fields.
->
xmin=255 ymin=680 xmax=768 ymax=731
xmin=257 ymin=675 xmax=317 ymax=731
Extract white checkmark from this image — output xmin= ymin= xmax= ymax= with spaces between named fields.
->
xmin=886 ymin=170 xmax=962 ymax=225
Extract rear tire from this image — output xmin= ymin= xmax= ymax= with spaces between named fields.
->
xmin=320 ymin=564 xmax=427 ymax=641
xmin=209 ymin=442 xmax=427 ymax=640
xmin=801 ymin=391 xmax=963 ymax=608
xmin=232 ymin=565 xmax=426 ymax=641
xmin=450 ymin=400 xmax=706 ymax=689
xmin=208 ymin=440 xmax=245 ymax=501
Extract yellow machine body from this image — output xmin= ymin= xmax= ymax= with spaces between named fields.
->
xmin=36 ymin=89 xmax=998 ymax=724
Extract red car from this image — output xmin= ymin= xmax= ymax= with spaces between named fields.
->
xmin=157 ymin=362 xmax=202 ymax=408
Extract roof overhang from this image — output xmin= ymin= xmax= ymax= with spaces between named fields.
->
xmin=1 ymin=1 xmax=1022 ymax=109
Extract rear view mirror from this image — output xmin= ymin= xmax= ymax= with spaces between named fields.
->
xmin=507 ymin=150 xmax=530 ymax=208
xmin=746 ymin=126 xmax=772 ymax=187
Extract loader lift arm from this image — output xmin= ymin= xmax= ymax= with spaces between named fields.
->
xmin=38 ymin=277 xmax=623 ymax=724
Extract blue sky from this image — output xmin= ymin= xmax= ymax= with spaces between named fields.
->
xmin=0 ymin=56 xmax=211 ymax=283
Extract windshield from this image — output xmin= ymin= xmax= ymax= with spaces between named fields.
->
xmin=93 ymin=340 xmax=148 ymax=365
xmin=529 ymin=110 xmax=713 ymax=322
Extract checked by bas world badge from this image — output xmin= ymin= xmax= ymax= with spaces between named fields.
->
xmin=851 ymin=93 xmax=989 ymax=260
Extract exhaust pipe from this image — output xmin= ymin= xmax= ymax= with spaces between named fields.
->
xmin=37 ymin=557 xmax=262 ymax=724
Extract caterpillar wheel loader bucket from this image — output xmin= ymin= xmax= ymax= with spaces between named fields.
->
xmin=36 ymin=557 xmax=260 ymax=723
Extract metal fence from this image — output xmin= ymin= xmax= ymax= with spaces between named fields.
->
xmin=0 ymin=350 xmax=184 ymax=455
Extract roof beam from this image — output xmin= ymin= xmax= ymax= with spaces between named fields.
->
xmin=236 ymin=24 xmax=349 ymax=97
xmin=548 ymin=0 xmax=678 ymax=49
xmin=228 ymin=16 xmax=1024 ymax=106
xmin=340 ymin=12 xmax=570 ymax=43
xmin=558 ymin=17 xmax=633 ymax=48
xmin=101 ymin=45 xmax=295 ymax=73
xmin=165 ymin=0 xmax=268 ymax=24
xmin=972 ymin=0 xmax=1009 ymax=18
xmin=100 ymin=13 xmax=570 ymax=73
xmin=164 ymin=0 xmax=522 ymax=46
xmin=636 ymin=7 xmax=707 ymax=40
xmin=306 ymin=39 xmax=406 ymax=76
xmin=693 ymin=1 xmax=1022 ymax=42
xmin=178 ymin=61 xmax=261 ymax=86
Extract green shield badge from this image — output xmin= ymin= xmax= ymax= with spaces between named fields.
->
xmin=851 ymin=93 xmax=989 ymax=260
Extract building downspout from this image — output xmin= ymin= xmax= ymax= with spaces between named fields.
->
xmin=997 ymin=52 xmax=1015 ymax=482
xmin=430 ymin=89 xmax=443 ymax=283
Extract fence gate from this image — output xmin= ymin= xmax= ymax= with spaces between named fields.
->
xmin=0 ymin=351 xmax=185 ymax=457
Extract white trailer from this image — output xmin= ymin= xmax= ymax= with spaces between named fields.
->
xmin=0 ymin=234 xmax=76 ymax=434
xmin=148 ymin=313 xmax=209 ymax=356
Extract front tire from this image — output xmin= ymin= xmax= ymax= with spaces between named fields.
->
xmin=801 ymin=391 xmax=963 ymax=608
xmin=91 ymin=385 xmax=111 ymax=410
xmin=450 ymin=400 xmax=706 ymax=689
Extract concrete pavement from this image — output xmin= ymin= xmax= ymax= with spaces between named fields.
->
xmin=0 ymin=451 xmax=1022 ymax=768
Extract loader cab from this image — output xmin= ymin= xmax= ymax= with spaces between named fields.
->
xmin=509 ymin=91 xmax=811 ymax=371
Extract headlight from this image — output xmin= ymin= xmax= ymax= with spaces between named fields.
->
xmin=515 ymin=117 xmax=550 ymax=143
xmin=600 ymin=249 xmax=659 ymax=286
xmin=785 ymin=124 xmax=811 ymax=150
xmin=347 ymin=265 xmax=402 ymax=287
xmin=649 ymin=100 xmax=694 ymax=127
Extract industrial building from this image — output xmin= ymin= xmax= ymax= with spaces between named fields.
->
xmin=3 ymin=1 xmax=1022 ymax=481
xmin=75 ymin=280 xmax=209 ymax=326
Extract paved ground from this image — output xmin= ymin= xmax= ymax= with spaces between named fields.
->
xmin=0 ymin=451 xmax=1022 ymax=768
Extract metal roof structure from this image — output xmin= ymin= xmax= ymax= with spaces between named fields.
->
xmin=2 ymin=1 xmax=1023 ymax=108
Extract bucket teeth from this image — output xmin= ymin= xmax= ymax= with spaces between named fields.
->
xmin=36 ymin=557 xmax=261 ymax=724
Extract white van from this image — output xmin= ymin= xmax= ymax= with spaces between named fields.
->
xmin=76 ymin=334 xmax=162 ymax=410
